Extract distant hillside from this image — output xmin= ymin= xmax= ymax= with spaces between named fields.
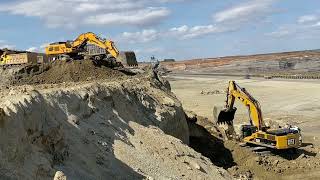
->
xmin=161 ymin=50 xmax=320 ymax=75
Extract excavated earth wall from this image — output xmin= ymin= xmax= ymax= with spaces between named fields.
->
xmin=0 ymin=69 xmax=230 ymax=180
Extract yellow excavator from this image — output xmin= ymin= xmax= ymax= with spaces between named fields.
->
xmin=0 ymin=51 xmax=11 ymax=65
xmin=45 ymin=32 xmax=138 ymax=67
xmin=217 ymin=81 xmax=301 ymax=150
xmin=0 ymin=49 xmax=25 ymax=65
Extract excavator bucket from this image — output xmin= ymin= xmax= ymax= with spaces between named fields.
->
xmin=216 ymin=107 xmax=237 ymax=125
xmin=118 ymin=51 xmax=138 ymax=67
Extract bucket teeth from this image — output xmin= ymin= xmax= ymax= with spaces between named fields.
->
xmin=118 ymin=51 xmax=138 ymax=67
xmin=217 ymin=108 xmax=237 ymax=125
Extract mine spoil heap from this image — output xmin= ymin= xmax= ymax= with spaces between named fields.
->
xmin=10 ymin=60 xmax=126 ymax=85
xmin=0 ymin=61 xmax=230 ymax=180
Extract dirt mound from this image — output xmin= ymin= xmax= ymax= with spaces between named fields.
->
xmin=12 ymin=60 xmax=126 ymax=85
xmin=0 ymin=73 xmax=230 ymax=180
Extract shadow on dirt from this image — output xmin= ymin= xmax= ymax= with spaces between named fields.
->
xmin=245 ymin=142 xmax=318 ymax=160
xmin=271 ymin=143 xmax=317 ymax=160
xmin=187 ymin=121 xmax=236 ymax=169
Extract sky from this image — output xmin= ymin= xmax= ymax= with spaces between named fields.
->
xmin=0 ymin=0 xmax=320 ymax=61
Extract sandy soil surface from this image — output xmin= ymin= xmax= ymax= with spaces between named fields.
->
xmin=169 ymin=74 xmax=320 ymax=179
xmin=0 ymin=62 xmax=231 ymax=180
xmin=169 ymin=75 xmax=320 ymax=139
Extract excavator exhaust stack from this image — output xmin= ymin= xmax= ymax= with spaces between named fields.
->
xmin=216 ymin=107 xmax=237 ymax=125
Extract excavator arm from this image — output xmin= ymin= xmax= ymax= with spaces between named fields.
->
xmin=72 ymin=32 xmax=120 ymax=58
xmin=218 ymin=81 xmax=264 ymax=130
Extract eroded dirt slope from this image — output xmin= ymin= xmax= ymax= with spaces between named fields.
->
xmin=0 ymin=63 xmax=230 ymax=180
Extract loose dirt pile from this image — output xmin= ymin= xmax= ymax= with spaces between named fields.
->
xmin=0 ymin=66 xmax=25 ymax=87
xmin=11 ymin=60 xmax=126 ymax=85
xmin=0 ymin=67 xmax=230 ymax=179
xmin=224 ymin=140 xmax=320 ymax=180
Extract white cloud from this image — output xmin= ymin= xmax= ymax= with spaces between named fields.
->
xmin=0 ymin=0 xmax=176 ymax=28
xmin=266 ymin=29 xmax=291 ymax=38
xmin=118 ymin=24 xmax=228 ymax=43
xmin=213 ymin=0 xmax=276 ymax=24
xmin=118 ymin=23 xmax=232 ymax=44
xmin=298 ymin=15 xmax=319 ymax=24
xmin=311 ymin=22 xmax=320 ymax=27
xmin=267 ymin=18 xmax=320 ymax=39
xmin=170 ymin=25 xmax=189 ymax=34
xmin=84 ymin=7 xmax=170 ymax=26
xmin=296 ymin=14 xmax=320 ymax=28
xmin=169 ymin=25 xmax=229 ymax=39
xmin=120 ymin=29 xmax=160 ymax=43
xmin=267 ymin=12 xmax=320 ymax=39
xmin=26 ymin=47 xmax=38 ymax=52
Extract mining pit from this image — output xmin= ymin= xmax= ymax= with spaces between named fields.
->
xmin=0 ymin=55 xmax=319 ymax=180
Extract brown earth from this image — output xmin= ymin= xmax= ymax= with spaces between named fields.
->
xmin=1 ymin=51 xmax=320 ymax=180
xmin=186 ymin=112 xmax=320 ymax=180
xmin=11 ymin=60 xmax=127 ymax=85
xmin=0 ymin=62 xmax=231 ymax=180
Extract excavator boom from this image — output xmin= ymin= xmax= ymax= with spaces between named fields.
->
xmin=218 ymin=81 xmax=264 ymax=130
xmin=71 ymin=32 xmax=119 ymax=58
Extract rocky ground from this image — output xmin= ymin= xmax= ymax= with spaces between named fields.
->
xmin=0 ymin=61 xmax=231 ymax=180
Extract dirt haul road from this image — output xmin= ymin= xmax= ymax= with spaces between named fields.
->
xmin=0 ymin=61 xmax=231 ymax=180
xmin=169 ymin=74 xmax=320 ymax=180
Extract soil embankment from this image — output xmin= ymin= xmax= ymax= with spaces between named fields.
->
xmin=0 ymin=61 xmax=230 ymax=180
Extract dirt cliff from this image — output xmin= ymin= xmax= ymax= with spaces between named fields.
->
xmin=0 ymin=63 xmax=230 ymax=180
